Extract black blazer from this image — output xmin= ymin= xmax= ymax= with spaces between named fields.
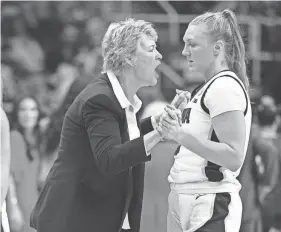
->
xmin=30 ymin=74 xmax=154 ymax=232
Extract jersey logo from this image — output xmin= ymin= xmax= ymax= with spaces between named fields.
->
xmin=182 ymin=108 xmax=191 ymax=124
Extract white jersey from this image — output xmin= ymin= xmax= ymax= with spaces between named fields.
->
xmin=168 ymin=70 xmax=252 ymax=194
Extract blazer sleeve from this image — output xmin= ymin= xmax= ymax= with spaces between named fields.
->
xmin=139 ymin=117 xmax=154 ymax=135
xmin=82 ymin=94 xmax=151 ymax=177
xmin=128 ymin=163 xmax=145 ymax=232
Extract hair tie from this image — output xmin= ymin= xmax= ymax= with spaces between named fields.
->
xmin=222 ymin=10 xmax=232 ymax=20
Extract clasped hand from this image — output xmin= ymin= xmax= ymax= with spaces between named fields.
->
xmin=154 ymin=89 xmax=190 ymax=141
xmin=157 ymin=105 xmax=182 ymax=141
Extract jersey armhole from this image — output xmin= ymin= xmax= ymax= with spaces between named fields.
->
xmin=200 ymin=75 xmax=248 ymax=116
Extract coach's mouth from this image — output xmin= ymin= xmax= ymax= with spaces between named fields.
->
xmin=155 ymin=63 xmax=161 ymax=78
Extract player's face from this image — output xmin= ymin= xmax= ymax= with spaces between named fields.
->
xmin=18 ymin=97 xmax=39 ymax=130
xmin=182 ymin=23 xmax=216 ymax=78
xmin=133 ymin=35 xmax=162 ymax=87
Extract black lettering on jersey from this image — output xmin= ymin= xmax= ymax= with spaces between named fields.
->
xmin=205 ymin=130 xmax=224 ymax=182
xmin=182 ymin=108 xmax=191 ymax=124
xmin=193 ymin=98 xmax=198 ymax=103
xmin=174 ymin=145 xmax=181 ymax=156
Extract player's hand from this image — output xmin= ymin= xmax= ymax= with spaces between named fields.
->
xmin=171 ymin=89 xmax=191 ymax=111
xmin=158 ymin=105 xmax=182 ymax=140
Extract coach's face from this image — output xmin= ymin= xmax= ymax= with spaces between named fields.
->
xmin=133 ymin=35 xmax=162 ymax=87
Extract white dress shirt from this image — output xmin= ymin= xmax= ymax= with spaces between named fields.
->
xmin=107 ymin=71 xmax=144 ymax=230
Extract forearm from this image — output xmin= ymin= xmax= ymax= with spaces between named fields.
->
xmin=1 ymin=109 xmax=11 ymax=206
xmin=1 ymin=153 xmax=10 ymax=206
xmin=6 ymin=175 xmax=20 ymax=210
xmin=1 ymin=166 xmax=10 ymax=205
xmin=175 ymin=129 xmax=243 ymax=172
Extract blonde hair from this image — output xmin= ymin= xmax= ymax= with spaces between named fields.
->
xmin=102 ymin=18 xmax=158 ymax=75
xmin=190 ymin=9 xmax=249 ymax=92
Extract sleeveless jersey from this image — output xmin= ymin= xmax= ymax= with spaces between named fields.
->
xmin=168 ymin=70 xmax=252 ymax=194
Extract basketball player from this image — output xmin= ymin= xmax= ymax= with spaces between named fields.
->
xmin=158 ymin=9 xmax=252 ymax=232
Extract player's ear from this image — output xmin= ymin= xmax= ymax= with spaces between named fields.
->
xmin=213 ymin=40 xmax=224 ymax=56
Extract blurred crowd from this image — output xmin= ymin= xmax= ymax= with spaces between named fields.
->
xmin=1 ymin=2 xmax=281 ymax=232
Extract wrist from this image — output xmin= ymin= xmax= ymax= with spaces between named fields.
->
xmin=154 ymin=113 xmax=161 ymax=125
xmin=155 ymin=126 xmax=164 ymax=141
xmin=174 ymin=127 xmax=184 ymax=143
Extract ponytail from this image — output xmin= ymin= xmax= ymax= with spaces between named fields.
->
xmin=222 ymin=9 xmax=249 ymax=92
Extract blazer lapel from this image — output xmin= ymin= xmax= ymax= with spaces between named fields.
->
xmin=99 ymin=74 xmax=130 ymax=143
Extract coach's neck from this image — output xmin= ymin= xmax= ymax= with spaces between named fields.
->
xmin=117 ymin=70 xmax=141 ymax=104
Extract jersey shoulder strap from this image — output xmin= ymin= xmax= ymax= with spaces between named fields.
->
xmin=200 ymin=71 xmax=248 ymax=116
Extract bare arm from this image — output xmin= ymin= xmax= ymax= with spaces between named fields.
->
xmin=1 ymin=108 xmax=11 ymax=206
xmin=6 ymin=174 xmax=25 ymax=232
xmin=162 ymin=108 xmax=246 ymax=172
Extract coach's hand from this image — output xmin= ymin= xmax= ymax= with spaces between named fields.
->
xmin=158 ymin=105 xmax=182 ymax=140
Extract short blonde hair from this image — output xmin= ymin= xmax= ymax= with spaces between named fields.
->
xmin=102 ymin=18 xmax=158 ymax=75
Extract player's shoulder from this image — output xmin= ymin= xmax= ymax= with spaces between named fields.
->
xmin=212 ymin=73 xmax=244 ymax=90
xmin=206 ymin=72 xmax=247 ymax=99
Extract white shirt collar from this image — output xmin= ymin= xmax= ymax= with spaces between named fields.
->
xmin=107 ymin=71 xmax=142 ymax=112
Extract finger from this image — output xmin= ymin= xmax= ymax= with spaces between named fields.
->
xmin=178 ymin=102 xmax=187 ymax=111
xmin=175 ymin=110 xmax=182 ymax=126
xmin=172 ymin=93 xmax=186 ymax=109
xmin=163 ymin=109 xmax=181 ymax=126
xmin=176 ymin=89 xmax=185 ymax=94
xmin=162 ymin=116 xmax=177 ymax=126
xmin=156 ymin=125 xmax=163 ymax=134
xmin=166 ymin=108 xmax=179 ymax=121
xmin=176 ymin=89 xmax=191 ymax=101
xmin=160 ymin=122 xmax=170 ymax=131
xmin=174 ymin=108 xmax=181 ymax=115
xmin=164 ymin=107 xmax=178 ymax=120
xmin=186 ymin=92 xmax=191 ymax=100
xmin=166 ymin=104 xmax=176 ymax=111
xmin=162 ymin=118 xmax=177 ymax=128
xmin=176 ymin=89 xmax=191 ymax=97
xmin=162 ymin=110 xmax=172 ymax=121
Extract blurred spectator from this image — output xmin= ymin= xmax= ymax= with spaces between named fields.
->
xmin=239 ymin=125 xmax=261 ymax=232
xmin=1 ymin=81 xmax=11 ymax=232
xmin=43 ymin=62 xmax=79 ymax=114
xmin=61 ymin=23 xmax=81 ymax=64
xmin=256 ymin=96 xmax=281 ymax=232
xmin=75 ymin=17 xmax=107 ymax=80
xmin=5 ymin=13 xmax=45 ymax=75
xmin=239 ymin=110 xmax=279 ymax=232
xmin=255 ymin=96 xmax=280 ymax=204
xmin=7 ymin=96 xmax=44 ymax=232
xmin=1 ymin=64 xmax=17 ymax=125
xmin=37 ymin=65 xmax=87 ymax=192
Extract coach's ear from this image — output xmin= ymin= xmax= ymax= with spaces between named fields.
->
xmin=125 ymin=57 xmax=136 ymax=67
